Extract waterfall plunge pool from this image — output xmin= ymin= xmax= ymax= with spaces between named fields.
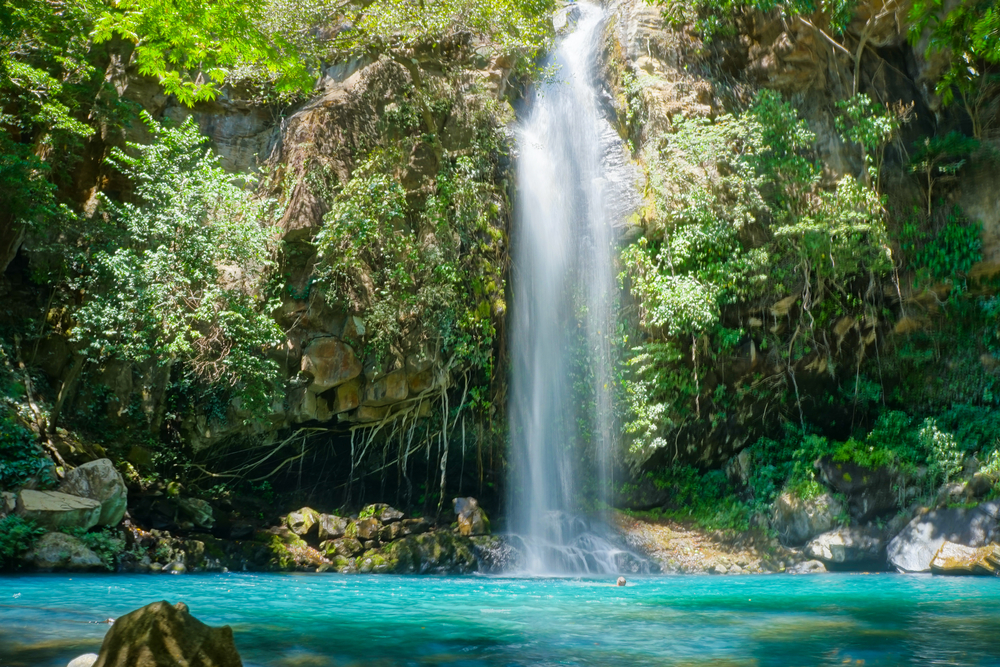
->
xmin=3 ymin=573 xmax=1000 ymax=666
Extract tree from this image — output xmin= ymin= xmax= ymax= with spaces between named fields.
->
xmin=92 ymin=0 xmax=318 ymax=105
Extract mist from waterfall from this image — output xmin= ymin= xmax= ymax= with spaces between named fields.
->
xmin=508 ymin=1 xmax=642 ymax=575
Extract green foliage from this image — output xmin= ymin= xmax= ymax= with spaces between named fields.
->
xmin=333 ymin=0 xmax=554 ymax=60
xmin=0 ymin=410 xmax=51 ymax=489
xmin=835 ymin=93 xmax=903 ymax=188
xmin=900 ymin=206 xmax=982 ymax=286
xmin=92 ymin=0 xmax=316 ymax=105
xmin=619 ymin=91 xmax=889 ymax=461
xmin=910 ymin=0 xmax=1000 ymax=138
xmin=67 ymin=527 xmax=126 ymax=571
xmin=640 ymin=466 xmax=752 ymax=533
xmin=655 ymin=0 xmax=857 ymax=41
xmin=0 ymin=515 xmax=45 ymax=569
xmin=0 ymin=0 xmax=98 ymax=232
xmin=909 ymin=132 xmax=980 ymax=215
xmin=315 ymin=140 xmax=506 ymax=370
xmin=72 ymin=112 xmax=283 ymax=420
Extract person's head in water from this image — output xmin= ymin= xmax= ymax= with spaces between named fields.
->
xmin=616 ymin=577 xmax=626 ymax=586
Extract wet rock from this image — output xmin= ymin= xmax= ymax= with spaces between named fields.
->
xmin=176 ymin=498 xmax=214 ymax=529
xmin=804 ymin=526 xmax=885 ymax=564
xmin=930 ymin=541 xmax=1000 ymax=575
xmin=887 ymin=501 xmax=1000 ymax=572
xmin=815 ymin=457 xmax=896 ymax=521
xmin=363 ymin=503 xmax=404 ymax=523
xmin=301 ymin=336 xmax=362 ymax=392
xmin=67 ymin=655 xmax=99 ymax=667
xmin=771 ymin=491 xmax=844 ymax=546
xmin=286 ymin=507 xmax=321 ymax=537
xmin=59 ymin=459 xmax=128 ymax=527
xmin=453 ymin=497 xmax=490 ymax=536
xmin=354 ymin=517 xmax=381 ymax=540
xmin=24 ymin=532 xmax=103 ymax=571
xmin=317 ymin=513 xmax=349 ymax=540
xmin=787 ymin=559 xmax=827 ymax=574
xmin=92 ymin=600 xmax=242 ymax=667
xmin=320 ymin=536 xmax=363 ymax=558
xmin=165 ymin=561 xmax=187 ymax=574
xmin=15 ymin=490 xmax=101 ymax=532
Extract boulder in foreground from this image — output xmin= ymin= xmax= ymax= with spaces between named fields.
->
xmin=94 ymin=600 xmax=242 ymax=667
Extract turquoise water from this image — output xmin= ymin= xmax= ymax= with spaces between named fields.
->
xmin=2 ymin=573 xmax=1000 ymax=666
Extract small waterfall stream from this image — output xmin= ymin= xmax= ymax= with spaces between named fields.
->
xmin=508 ymin=1 xmax=644 ymax=574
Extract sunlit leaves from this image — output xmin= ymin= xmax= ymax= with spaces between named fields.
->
xmin=73 ymin=112 xmax=282 ymax=419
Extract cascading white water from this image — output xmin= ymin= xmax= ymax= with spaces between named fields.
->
xmin=508 ymin=1 xmax=644 ymax=575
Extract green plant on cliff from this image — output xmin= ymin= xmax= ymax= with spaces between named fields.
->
xmin=72 ymin=112 xmax=283 ymax=421
xmin=910 ymin=0 xmax=1000 ymax=139
xmin=0 ymin=409 xmax=51 ymax=488
xmin=900 ymin=206 xmax=982 ymax=289
xmin=908 ymin=132 xmax=980 ymax=216
xmin=315 ymin=134 xmax=506 ymax=373
xmin=618 ymin=90 xmax=890 ymax=464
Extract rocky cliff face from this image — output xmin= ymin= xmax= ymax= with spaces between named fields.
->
xmin=600 ymin=0 xmax=1000 ymax=469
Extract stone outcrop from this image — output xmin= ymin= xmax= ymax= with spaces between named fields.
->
xmin=804 ymin=526 xmax=885 ymax=564
xmin=453 ymin=497 xmax=490 ymax=536
xmin=929 ymin=541 xmax=1000 ymax=576
xmin=93 ymin=601 xmax=242 ymax=667
xmin=787 ymin=560 xmax=828 ymax=574
xmin=286 ymin=507 xmax=321 ymax=536
xmin=60 ymin=459 xmax=128 ymax=527
xmin=317 ymin=513 xmax=349 ymax=540
xmin=771 ymin=492 xmax=844 ymax=546
xmin=67 ymin=654 xmax=99 ymax=667
xmin=300 ymin=336 xmax=362 ymax=392
xmin=24 ymin=532 xmax=103 ymax=571
xmin=887 ymin=501 xmax=1000 ymax=572
xmin=15 ymin=490 xmax=101 ymax=532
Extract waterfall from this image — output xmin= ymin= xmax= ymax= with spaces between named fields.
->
xmin=508 ymin=1 xmax=644 ymax=575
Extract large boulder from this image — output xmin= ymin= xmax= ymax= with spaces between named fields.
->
xmin=804 ymin=526 xmax=885 ymax=564
xmin=771 ymin=491 xmax=844 ymax=546
xmin=815 ymin=457 xmax=896 ymax=521
xmin=787 ymin=559 xmax=828 ymax=574
xmin=316 ymin=513 xmax=349 ymax=540
xmin=887 ymin=501 xmax=1000 ymax=572
xmin=60 ymin=459 xmax=128 ymax=527
xmin=67 ymin=655 xmax=99 ymax=667
xmin=930 ymin=541 xmax=1000 ymax=575
xmin=24 ymin=532 xmax=103 ymax=571
xmin=93 ymin=601 xmax=242 ymax=667
xmin=15 ymin=490 xmax=101 ymax=532
xmin=353 ymin=517 xmax=381 ymax=541
xmin=286 ymin=507 xmax=321 ymax=537
xmin=453 ymin=497 xmax=490 ymax=536
xmin=301 ymin=336 xmax=362 ymax=392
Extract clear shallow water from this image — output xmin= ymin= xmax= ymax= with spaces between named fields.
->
xmin=2 ymin=573 xmax=1000 ymax=667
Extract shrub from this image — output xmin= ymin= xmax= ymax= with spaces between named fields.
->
xmin=0 ymin=515 xmax=45 ymax=570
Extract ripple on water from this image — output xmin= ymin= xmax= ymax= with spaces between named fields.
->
xmin=2 ymin=573 xmax=1000 ymax=666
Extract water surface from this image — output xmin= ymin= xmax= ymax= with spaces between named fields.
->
xmin=2 ymin=573 xmax=999 ymax=666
